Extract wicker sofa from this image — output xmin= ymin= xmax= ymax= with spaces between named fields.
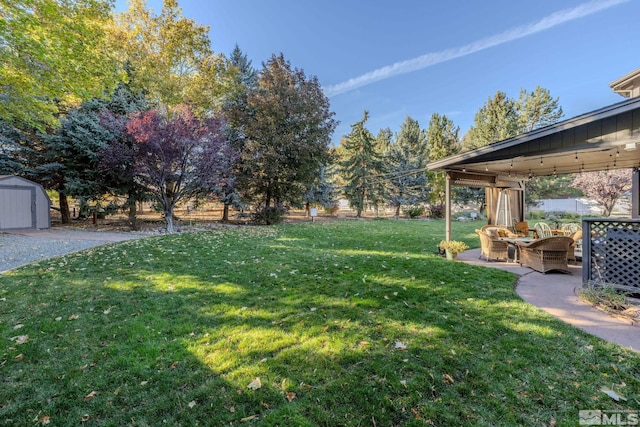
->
xmin=516 ymin=236 xmax=574 ymax=274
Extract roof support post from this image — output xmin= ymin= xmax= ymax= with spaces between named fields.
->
xmin=633 ymin=167 xmax=640 ymax=219
xmin=445 ymin=172 xmax=452 ymax=241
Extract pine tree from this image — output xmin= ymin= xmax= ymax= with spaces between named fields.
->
xmin=219 ymin=44 xmax=258 ymax=221
xmin=517 ymin=86 xmax=563 ymax=132
xmin=303 ymin=164 xmax=339 ymax=215
xmin=385 ymin=116 xmax=430 ymax=217
xmin=340 ymin=111 xmax=385 ymax=217
xmin=461 ymin=91 xmax=518 ymax=151
xmin=426 ymin=113 xmax=460 ymax=216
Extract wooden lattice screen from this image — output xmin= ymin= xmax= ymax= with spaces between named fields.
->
xmin=582 ymin=219 xmax=640 ymax=291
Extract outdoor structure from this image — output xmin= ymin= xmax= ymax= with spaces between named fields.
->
xmin=609 ymin=67 xmax=640 ymax=99
xmin=428 ymin=69 xmax=640 ymax=290
xmin=0 ymin=175 xmax=51 ymax=230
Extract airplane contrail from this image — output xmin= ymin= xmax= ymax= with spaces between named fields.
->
xmin=323 ymin=0 xmax=628 ymax=98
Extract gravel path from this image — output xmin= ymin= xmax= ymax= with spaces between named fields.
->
xmin=0 ymin=229 xmax=146 ymax=273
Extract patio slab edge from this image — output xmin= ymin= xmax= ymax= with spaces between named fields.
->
xmin=457 ymin=248 xmax=639 ymax=353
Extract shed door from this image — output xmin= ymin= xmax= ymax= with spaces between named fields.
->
xmin=0 ymin=187 xmax=35 ymax=229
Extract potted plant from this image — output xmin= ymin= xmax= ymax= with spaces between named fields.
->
xmin=438 ymin=240 xmax=469 ymax=260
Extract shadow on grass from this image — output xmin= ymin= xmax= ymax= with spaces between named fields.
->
xmin=1 ymin=221 xmax=638 ymax=425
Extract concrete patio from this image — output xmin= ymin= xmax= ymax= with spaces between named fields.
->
xmin=457 ymin=248 xmax=640 ymax=353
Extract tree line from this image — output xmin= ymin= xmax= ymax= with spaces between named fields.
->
xmin=1 ymin=1 xmax=630 ymax=231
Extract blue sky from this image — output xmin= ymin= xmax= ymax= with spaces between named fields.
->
xmin=115 ymin=0 xmax=640 ymax=144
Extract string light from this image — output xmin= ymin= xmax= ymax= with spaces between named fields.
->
xmin=528 ymin=169 xmax=533 ymax=179
xmin=540 ymin=157 xmax=544 ymax=165
xmin=575 ymin=152 xmax=578 ymax=162
xmin=510 ymin=159 xmax=513 ymax=169
xmin=553 ymin=166 xmax=557 ymax=177
xmin=485 ymin=163 xmax=489 ymax=171
xmin=616 ymin=148 xmax=620 ymax=157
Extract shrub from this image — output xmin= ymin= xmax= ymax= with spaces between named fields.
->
xmin=578 ymin=282 xmax=629 ymax=312
xmin=251 ymin=205 xmax=287 ymax=225
xmin=438 ymin=240 xmax=469 ymax=254
xmin=403 ymin=206 xmax=425 ymax=218
xmin=425 ymin=204 xmax=445 ymax=219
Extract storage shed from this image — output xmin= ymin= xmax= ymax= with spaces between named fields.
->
xmin=0 ymin=176 xmax=51 ymax=230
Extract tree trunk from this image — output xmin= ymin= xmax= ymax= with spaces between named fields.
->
xmin=305 ymin=201 xmax=310 ymax=217
xmin=127 ymin=193 xmax=138 ymax=230
xmin=395 ymin=204 xmax=401 ymax=218
xmin=165 ymin=204 xmax=175 ymax=234
xmin=59 ymin=191 xmax=71 ymax=224
xmin=222 ymin=203 xmax=230 ymax=222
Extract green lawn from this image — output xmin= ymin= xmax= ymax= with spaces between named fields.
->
xmin=1 ymin=219 xmax=637 ymax=426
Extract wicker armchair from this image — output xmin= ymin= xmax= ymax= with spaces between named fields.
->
xmin=516 ymin=236 xmax=574 ymax=274
xmin=567 ymin=230 xmax=583 ymax=264
xmin=476 ymin=229 xmax=509 ymax=261
xmin=561 ymin=222 xmax=581 ymax=234
xmin=513 ymin=221 xmax=530 ymax=237
xmin=533 ymin=222 xmax=553 ymax=238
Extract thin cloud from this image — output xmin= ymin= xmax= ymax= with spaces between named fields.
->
xmin=323 ymin=0 xmax=628 ymax=98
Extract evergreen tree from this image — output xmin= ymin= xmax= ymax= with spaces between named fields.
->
xmin=426 ymin=113 xmax=460 ymax=216
xmin=516 ymin=86 xmax=563 ymax=132
xmin=385 ymin=116 xmax=430 ymax=217
xmin=461 ymin=91 xmax=518 ymax=151
xmin=0 ymin=122 xmax=25 ymax=175
xmin=303 ymin=164 xmax=339 ymax=215
xmin=219 ymin=44 xmax=258 ymax=221
xmin=36 ymin=82 xmax=148 ymax=224
xmin=340 ymin=111 xmax=385 ymax=217
xmin=374 ymin=127 xmax=393 ymax=154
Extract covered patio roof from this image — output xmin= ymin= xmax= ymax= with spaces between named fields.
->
xmin=428 ymin=96 xmax=640 ymax=186
xmin=428 ymin=96 xmax=640 ymax=241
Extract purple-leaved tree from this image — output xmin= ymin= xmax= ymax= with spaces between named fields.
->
xmin=126 ymin=105 xmax=236 ymax=233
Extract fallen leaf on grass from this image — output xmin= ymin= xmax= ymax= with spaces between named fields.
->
xmin=188 ymin=401 xmax=196 ymax=408
xmin=247 ymin=377 xmax=262 ymax=390
xmin=400 ymin=380 xmax=407 ymax=388
xmin=14 ymin=353 xmax=24 ymax=361
xmin=84 ymin=391 xmax=98 ymax=401
xmin=394 ymin=341 xmax=407 ymax=350
xmin=601 ymin=387 xmax=626 ymax=401
xmin=240 ymin=415 xmax=258 ymax=422
xmin=10 ymin=335 xmax=29 ymax=344
xmin=443 ymin=374 xmax=455 ymax=384
xmin=68 ymin=314 xmax=79 ymax=320
xmin=229 ymin=406 xmax=235 ymax=413
xmin=285 ymin=392 xmax=296 ymax=402
xmin=140 ymin=381 xmax=148 ymax=386
xmin=39 ymin=415 xmax=51 ymax=425
xmin=55 ymin=317 xmax=62 ymax=321
xmin=13 ymin=324 xmax=24 ymax=330
xmin=80 ymin=414 xmax=91 ymax=423
xmin=170 ymin=361 xmax=179 ymax=369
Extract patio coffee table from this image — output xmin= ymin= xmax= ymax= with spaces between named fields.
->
xmin=500 ymin=237 xmax=536 ymax=263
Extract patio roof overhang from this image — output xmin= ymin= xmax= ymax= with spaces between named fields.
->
xmin=428 ymin=96 xmax=640 ymax=185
